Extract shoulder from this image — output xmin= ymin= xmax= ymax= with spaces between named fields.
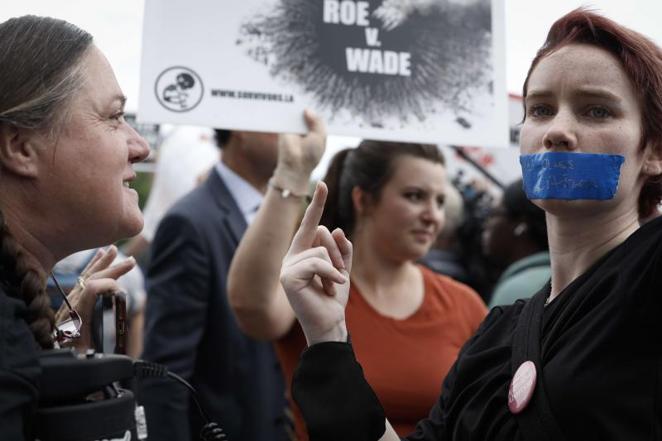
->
xmin=462 ymin=300 xmax=526 ymax=352
xmin=0 ymin=284 xmax=29 ymax=328
xmin=166 ymin=182 xmax=214 ymax=219
xmin=156 ymin=178 xmax=224 ymax=237
xmin=490 ymin=266 xmax=551 ymax=308
xmin=420 ymin=265 xmax=487 ymax=318
xmin=0 ymin=284 xmax=41 ymax=386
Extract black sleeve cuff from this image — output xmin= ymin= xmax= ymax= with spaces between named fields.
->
xmin=292 ymin=341 xmax=386 ymax=441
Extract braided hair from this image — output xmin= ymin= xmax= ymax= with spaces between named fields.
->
xmin=0 ymin=15 xmax=93 ymax=348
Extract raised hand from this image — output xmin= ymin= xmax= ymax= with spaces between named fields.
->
xmin=274 ymin=110 xmax=327 ymax=194
xmin=280 ymin=182 xmax=353 ymax=346
xmin=54 ymin=245 xmax=135 ymax=352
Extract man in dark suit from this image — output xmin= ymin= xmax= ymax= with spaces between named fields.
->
xmin=139 ymin=113 xmax=325 ymax=441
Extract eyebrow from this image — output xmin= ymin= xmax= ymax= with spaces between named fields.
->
xmin=526 ymin=88 xmax=623 ymax=103
xmin=403 ymin=185 xmax=445 ymax=194
xmin=111 ymin=94 xmax=127 ymax=108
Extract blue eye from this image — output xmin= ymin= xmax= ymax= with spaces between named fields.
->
xmin=527 ymin=104 xmax=554 ymax=118
xmin=586 ymin=106 xmax=611 ymax=119
xmin=405 ymin=191 xmax=424 ymax=202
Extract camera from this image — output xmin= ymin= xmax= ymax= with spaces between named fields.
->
xmin=36 ymin=350 xmax=140 ymax=441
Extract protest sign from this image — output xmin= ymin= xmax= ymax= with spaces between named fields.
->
xmin=139 ymin=0 xmax=507 ymax=146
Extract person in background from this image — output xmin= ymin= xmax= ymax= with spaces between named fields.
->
xmin=419 ymin=183 xmax=471 ymax=284
xmin=121 ymin=126 xmax=218 ymax=263
xmin=229 ymin=141 xmax=487 ymax=439
xmin=0 ymin=15 xmax=149 ymax=439
xmin=139 ymin=116 xmax=325 ymax=441
xmin=483 ymin=179 xmax=550 ymax=307
xmin=280 ymin=9 xmax=662 ymax=441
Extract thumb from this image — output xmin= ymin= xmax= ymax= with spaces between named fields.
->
xmin=303 ymin=109 xmax=326 ymax=136
xmin=332 ymin=228 xmax=353 ymax=273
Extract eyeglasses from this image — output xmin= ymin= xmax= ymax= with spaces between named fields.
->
xmin=50 ymin=273 xmax=82 ymax=344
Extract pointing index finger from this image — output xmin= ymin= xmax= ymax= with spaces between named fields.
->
xmin=290 ymin=181 xmax=328 ymax=253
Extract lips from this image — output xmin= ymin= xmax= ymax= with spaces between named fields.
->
xmin=412 ymin=230 xmax=434 ymax=241
xmin=122 ymin=173 xmax=136 ymax=188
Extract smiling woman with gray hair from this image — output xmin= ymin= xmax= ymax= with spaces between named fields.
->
xmin=0 ymin=15 xmax=149 ymax=439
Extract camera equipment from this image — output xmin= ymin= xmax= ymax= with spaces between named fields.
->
xmin=36 ymin=350 xmax=227 ymax=441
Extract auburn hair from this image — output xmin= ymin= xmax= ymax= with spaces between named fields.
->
xmin=523 ymin=8 xmax=662 ymax=218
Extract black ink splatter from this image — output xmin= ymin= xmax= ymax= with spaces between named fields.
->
xmin=237 ymin=0 xmax=492 ymax=127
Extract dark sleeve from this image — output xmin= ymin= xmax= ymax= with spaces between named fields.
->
xmin=139 ymin=214 xmax=210 ymax=441
xmin=291 ymin=308 xmax=508 ymax=441
xmin=0 ymin=293 xmax=40 ymax=441
xmin=292 ymin=342 xmax=386 ymax=441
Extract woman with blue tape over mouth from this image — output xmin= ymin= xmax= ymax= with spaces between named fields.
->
xmin=279 ymin=8 xmax=662 ymax=441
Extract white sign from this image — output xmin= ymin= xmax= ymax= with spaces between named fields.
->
xmin=139 ymin=0 xmax=508 ymax=146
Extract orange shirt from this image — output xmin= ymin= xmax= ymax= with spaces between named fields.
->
xmin=275 ymin=265 xmax=487 ymax=439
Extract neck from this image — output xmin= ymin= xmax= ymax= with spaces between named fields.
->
xmin=351 ymin=229 xmax=417 ymax=297
xmin=1 ymin=199 xmax=54 ymax=273
xmin=221 ymin=151 xmax=269 ymax=194
xmin=546 ymin=207 xmax=639 ymax=301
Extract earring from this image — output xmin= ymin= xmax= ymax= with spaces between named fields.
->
xmin=645 ymin=164 xmax=661 ymax=175
xmin=513 ymin=223 xmax=527 ymax=237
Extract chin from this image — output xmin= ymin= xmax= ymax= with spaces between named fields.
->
xmin=532 ymin=198 xmax=610 ymax=218
xmin=121 ymin=216 xmax=144 ymax=238
xmin=112 ymin=208 xmax=144 ymax=241
xmin=406 ymin=244 xmax=432 ymax=261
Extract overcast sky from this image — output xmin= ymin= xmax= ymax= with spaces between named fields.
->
xmin=3 ymin=0 xmax=661 ymax=112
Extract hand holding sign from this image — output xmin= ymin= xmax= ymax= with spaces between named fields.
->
xmin=275 ymin=110 xmax=327 ymax=194
xmin=280 ymin=182 xmax=353 ymax=346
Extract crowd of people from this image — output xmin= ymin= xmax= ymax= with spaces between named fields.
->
xmin=1 ymin=7 xmax=661 ymax=441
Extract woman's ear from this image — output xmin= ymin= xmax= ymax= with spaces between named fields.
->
xmin=351 ymin=186 xmax=376 ymax=217
xmin=0 ymin=124 xmax=42 ymax=177
xmin=642 ymin=141 xmax=662 ymax=177
xmin=351 ymin=186 xmax=365 ymax=216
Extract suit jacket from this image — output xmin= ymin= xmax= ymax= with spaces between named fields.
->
xmin=140 ymin=170 xmax=287 ymax=441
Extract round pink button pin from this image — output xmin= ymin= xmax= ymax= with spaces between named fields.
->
xmin=508 ymin=360 xmax=537 ymax=414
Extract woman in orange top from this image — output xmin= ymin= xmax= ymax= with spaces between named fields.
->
xmin=275 ymin=141 xmax=487 ymax=438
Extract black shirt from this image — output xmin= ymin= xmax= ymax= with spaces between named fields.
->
xmin=411 ymin=214 xmax=662 ymax=440
xmin=294 ymin=216 xmax=662 ymax=441
xmin=0 ymin=285 xmax=41 ymax=441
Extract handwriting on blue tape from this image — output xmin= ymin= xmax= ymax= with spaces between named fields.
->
xmin=520 ymin=152 xmax=624 ymax=200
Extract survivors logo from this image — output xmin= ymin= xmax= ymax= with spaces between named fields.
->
xmin=155 ymin=67 xmax=204 ymax=112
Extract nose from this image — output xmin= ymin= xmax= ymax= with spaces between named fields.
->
xmin=127 ymin=125 xmax=151 ymax=163
xmin=422 ymin=199 xmax=444 ymax=229
xmin=542 ymin=109 xmax=578 ymax=151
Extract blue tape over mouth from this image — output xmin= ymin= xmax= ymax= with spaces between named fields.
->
xmin=519 ymin=152 xmax=625 ymax=200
